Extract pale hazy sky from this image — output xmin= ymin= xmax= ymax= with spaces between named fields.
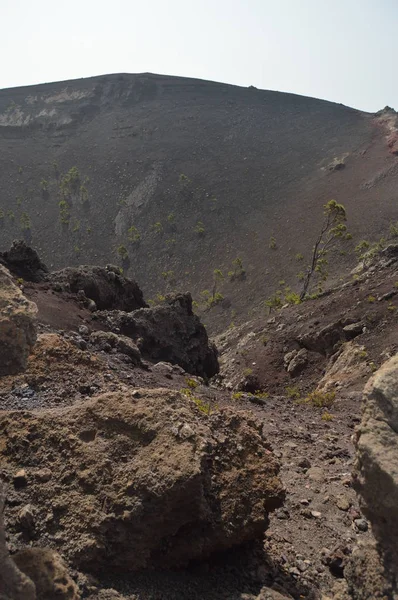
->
xmin=1 ymin=0 xmax=397 ymax=112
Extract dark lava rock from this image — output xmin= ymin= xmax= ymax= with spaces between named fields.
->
xmin=0 ymin=240 xmax=48 ymax=282
xmin=48 ymin=265 xmax=146 ymax=311
xmin=97 ymin=293 xmax=219 ymax=378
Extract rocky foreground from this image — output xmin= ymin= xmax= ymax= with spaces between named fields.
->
xmin=0 ymin=241 xmax=398 ymax=599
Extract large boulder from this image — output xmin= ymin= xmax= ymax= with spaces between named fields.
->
xmin=98 ymin=293 xmax=219 ymax=377
xmin=353 ymin=355 xmax=398 ymax=591
xmin=0 ymin=389 xmax=284 ymax=573
xmin=0 ymin=240 xmax=48 ymax=283
xmin=49 ymin=265 xmax=146 ymax=311
xmin=0 ymin=265 xmax=37 ymax=375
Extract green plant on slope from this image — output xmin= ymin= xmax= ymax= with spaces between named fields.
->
xmin=300 ymin=200 xmax=350 ymax=300
xmin=117 ymin=245 xmax=129 ymax=261
xmin=228 ymin=257 xmax=246 ymax=281
xmin=58 ymin=200 xmax=70 ymax=225
xmin=59 ymin=166 xmax=80 ymax=199
xmin=128 ymin=225 xmax=141 ymax=243
xmin=304 ymin=390 xmax=335 ymax=408
xmin=152 ymin=221 xmax=163 ymax=234
xmin=20 ymin=212 xmax=31 ymax=231
xmin=194 ymin=221 xmax=205 ymax=235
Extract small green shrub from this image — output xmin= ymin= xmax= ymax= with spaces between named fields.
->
xmin=286 ymin=386 xmax=301 ymax=400
xmin=186 ymin=378 xmax=199 ymax=389
xmin=269 ymin=236 xmax=277 ymax=249
xmin=321 ymin=411 xmax=334 ymax=421
xmin=152 ymin=222 xmax=163 ymax=234
xmin=264 ymin=293 xmax=283 ymax=311
xmin=228 ymin=257 xmax=246 ymax=281
xmin=59 ymin=166 xmax=80 ymax=199
xmin=304 ymin=390 xmax=335 ymax=408
xmin=295 ymin=253 xmax=304 ymax=261
xmin=367 ymin=295 xmax=376 ymax=303
xmin=194 ymin=221 xmax=205 ymax=235
xmin=128 ymin=225 xmax=141 ymax=243
xmin=390 ymin=222 xmax=398 ymax=237
xmin=181 ymin=388 xmax=211 ymax=415
xmin=20 ymin=212 xmax=31 ymax=231
xmin=58 ymin=200 xmax=70 ymax=224
xmin=284 ymin=290 xmax=301 ymax=305
xmin=117 ymin=245 xmax=129 ymax=260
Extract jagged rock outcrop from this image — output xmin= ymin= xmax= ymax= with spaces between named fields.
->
xmin=0 ymin=240 xmax=48 ymax=283
xmin=0 ymin=389 xmax=284 ymax=573
xmin=98 ymin=293 xmax=219 ymax=377
xmin=353 ymin=355 xmax=398 ymax=593
xmin=89 ymin=331 xmax=142 ymax=364
xmin=49 ymin=265 xmax=146 ymax=311
xmin=0 ymin=265 xmax=37 ymax=375
xmin=298 ymin=318 xmax=362 ymax=357
xmin=316 ymin=342 xmax=370 ymax=392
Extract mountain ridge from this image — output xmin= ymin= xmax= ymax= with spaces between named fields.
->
xmin=0 ymin=72 xmax=397 ymax=332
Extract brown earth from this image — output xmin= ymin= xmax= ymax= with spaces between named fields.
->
xmin=0 ymin=245 xmax=397 ymax=598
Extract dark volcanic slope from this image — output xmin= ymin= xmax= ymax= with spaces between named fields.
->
xmin=0 ymin=73 xmax=397 ymax=330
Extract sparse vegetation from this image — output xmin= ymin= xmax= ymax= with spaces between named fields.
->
xmin=300 ymin=200 xmax=350 ymax=300
xmin=179 ymin=173 xmax=191 ymax=183
xmin=228 ymin=257 xmax=246 ymax=281
xmin=269 ymin=236 xmax=277 ymax=249
xmin=321 ymin=411 xmax=334 ymax=421
xmin=186 ymin=378 xmax=199 ymax=390
xmin=295 ymin=253 xmax=304 ymax=261
xmin=152 ymin=222 xmax=163 ymax=234
xmin=59 ymin=166 xmax=80 ymax=199
xmin=194 ymin=221 xmax=205 ymax=235
xmin=59 ymin=200 xmax=70 ymax=225
xmin=162 ymin=270 xmax=176 ymax=286
xmin=180 ymin=387 xmax=211 ymax=415
xmin=128 ymin=225 xmax=141 ymax=243
xmin=286 ymin=386 xmax=301 ymax=400
xmin=19 ymin=212 xmax=31 ymax=231
xmin=390 ymin=221 xmax=398 ymax=237
xmin=117 ymin=245 xmax=129 ymax=261
xmin=304 ymin=390 xmax=335 ymax=408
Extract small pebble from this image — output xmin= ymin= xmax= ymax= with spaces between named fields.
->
xmin=354 ymin=518 xmax=368 ymax=532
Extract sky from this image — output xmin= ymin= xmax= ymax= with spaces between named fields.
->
xmin=1 ymin=0 xmax=396 ymax=112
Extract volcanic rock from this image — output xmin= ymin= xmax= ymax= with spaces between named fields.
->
xmin=0 ymin=265 xmax=37 ymax=375
xmin=0 ymin=389 xmax=284 ymax=573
